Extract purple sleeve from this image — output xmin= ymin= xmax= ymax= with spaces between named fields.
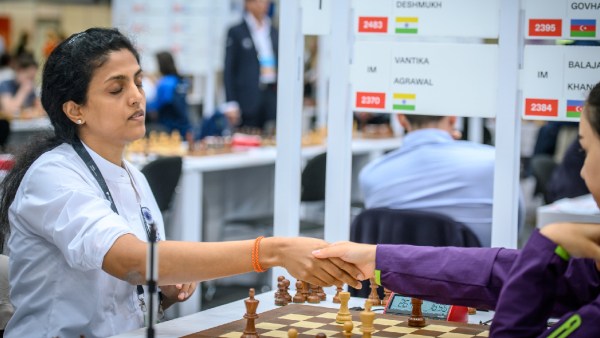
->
xmin=491 ymin=230 xmax=600 ymax=338
xmin=376 ymin=244 xmax=518 ymax=310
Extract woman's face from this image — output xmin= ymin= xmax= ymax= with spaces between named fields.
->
xmin=78 ymin=49 xmax=146 ymax=147
xmin=579 ymin=110 xmax=600 ymax=206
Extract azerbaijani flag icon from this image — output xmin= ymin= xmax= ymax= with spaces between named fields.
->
xmin=395 ymin=17 xmax=418 ymax=34
xmin=566 ymin=100 xmax=584 ymax=118
xmin=570 ymin=19 xmax=596 ymax=38
xmin=393 ymin=93 xmax=416 ymax=111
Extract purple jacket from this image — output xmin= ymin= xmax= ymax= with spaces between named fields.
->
xmin=375 ymin=230 xmax=600 ymax=337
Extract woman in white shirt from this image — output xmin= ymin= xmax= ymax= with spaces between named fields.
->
xmin=0 ymin=28 xmax=362 ymax=338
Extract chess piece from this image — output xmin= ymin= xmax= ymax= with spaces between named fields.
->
xmin=336 ymin=291 xmax=352 ymax=324
xmin=343 ymin=320 xmax=353 ymax=338
xmin=293 ymin=280 xmax=306 ymax=303
xmin=241 ymin=288 xmax=260 ymax=338
xmin=368 ymin=278 xmax=381 ymax=306
xmin=317 ymin=286 xmax=326 ymax=301
xmin=275 ymin=281 xmax=287 ymax=306
xmin=468 ymin=307 xmax=477 ymax=315
xmin=360 ymin=300 xmax=375 ymax=338
xmin=275 ymin=276 xmax=284 ymax=300
xmin=301 ymin=281 xmax=310 ymax=302
xmin=287 ymin=328 xmax=298 ymax=338
xmin=333 ymin=285 xmax=343 ymax=304
xmin=307 ymin=284 xmax=321 ymax=303
xmin=283 ymin=278 xmax=292 ymax=303
xmin=382 ymin=288 xmax=392 ymax=306
xmin=408 ymin=298 xmax=427 ymax=327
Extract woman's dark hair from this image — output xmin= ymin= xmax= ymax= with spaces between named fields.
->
xmin=585 ymin=81 xmax=600 ymax=138
xmin=0 ymin=27 xmax=139 ymax=251
xmin=156 ymin=51 xmax=179 ymax=77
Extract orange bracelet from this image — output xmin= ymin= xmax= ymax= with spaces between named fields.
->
xmin=252 ymin=236 xmax=266 ymax=273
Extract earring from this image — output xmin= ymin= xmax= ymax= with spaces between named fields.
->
xmin=76 ymin=119 xmax=82 ymax=125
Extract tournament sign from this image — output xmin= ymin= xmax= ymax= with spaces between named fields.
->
xmin=521 ymin=45 xmax=600 ymax=121
xmin=524 ymin=0 xmax=600 ymax=39
xmin=112 ymin=0 xmax=231 ymax=75
xmin=351 ymin=41 xmax=498 ymax=117
xmin=353 ymin=0 xmax=500 ymax=38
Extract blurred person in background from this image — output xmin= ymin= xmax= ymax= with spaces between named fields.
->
xmin=146 ymin=51 xmax=193 ymax=144
xmin=223 ymin=0 xmax=278 ymax=133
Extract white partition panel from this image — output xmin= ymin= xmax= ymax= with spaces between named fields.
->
xmin=490 ymin=0 xmax=521 ymax=248
xmin=272 ymin=0 xmax=305 ymax=284
xmin=324 ymin=0 xmax=354 ymax=244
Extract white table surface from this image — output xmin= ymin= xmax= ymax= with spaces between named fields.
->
xmin=536 ymin=194 xmax=600 ymax=228
xmin=112 ymin=289 xmax=493 ymax=338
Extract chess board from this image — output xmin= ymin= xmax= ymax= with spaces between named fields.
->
xmin=183 ymin=304 xmax=490 ymax=337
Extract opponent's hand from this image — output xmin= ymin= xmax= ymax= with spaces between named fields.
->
xmin=312 ymin=242 xmax=377 ymax=280
xmin=160 ymin=282 xmax=197 ymax=308
xmin=275 ymin=237 xmax=364 ymax=289
xmin=540 ymin=222 xmax=600 ymax=270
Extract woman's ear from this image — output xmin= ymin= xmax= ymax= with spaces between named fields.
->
xmin=63 ymin=101 xmax=84 ymax=125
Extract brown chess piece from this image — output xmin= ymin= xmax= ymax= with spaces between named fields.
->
xmin=468 ymin=307 xmax=477 ymax=315
xmin=241 ymin=288 xmax=260 ymax=338
xmin=287 ymin=328 xmax=298 ymax=338
xmin=317 ymin=285 xmax=326 ymax=301
xmin=343 ymin=320 xmax=353 ymax=338
xmin=307 ymin=284 xmax=321 ymax=303
xmin=360 ymin=300 xmax=375 ymax=338
xmin=301 ymin=281 xmax=310 ymax=302
xmin=368 ymin=277 xmax=381 ymax=306
xmin=336 ymin=291 xmax=352 ymax=324
xmin=283 ymin=278 xmax=292 ymax=303
xmin=408 ymin=298 xmax=427 ymax=327
xmin=293 ymin=280 xmax=306 ymax=303
xmin=382 ymin=288 xmax=392 ymax=306
xmin=333 ymin=285 xmax=343 ymax=304
xmin=275 ymin=276 xmax=284 ymax=298
xmin=275 ymin=281 xmax=288 ymax=306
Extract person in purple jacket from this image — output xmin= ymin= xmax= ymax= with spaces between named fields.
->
xmin=314 ymin=82 xmax=600 ymax=338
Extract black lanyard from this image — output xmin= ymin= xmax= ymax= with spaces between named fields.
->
xmin=72 ymin=138 xmax=159 ymax=307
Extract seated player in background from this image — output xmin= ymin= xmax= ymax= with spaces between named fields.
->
xmin=314 ymin=81 xmax=600 ymax=337
xmin=0 ymin=52 xmax=43 ymax=118
xmin=0 ymin=28 xmax=362 ymax=338
xmin=359 ymin=113 xmax=498 ymax=246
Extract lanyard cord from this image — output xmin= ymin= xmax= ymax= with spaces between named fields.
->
xmin=71 ymin=138 xmax=160 ymax=310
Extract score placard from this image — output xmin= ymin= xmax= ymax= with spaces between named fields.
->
xmin=353 ymin=0 xmax=500 ymax=38
xmin=524 ymin=0 xmax=600 ymax=39
xmin=521 ymin=45 xmax=600 ymax=121
xmin=351 ymin=42 xmax=498 ymax=117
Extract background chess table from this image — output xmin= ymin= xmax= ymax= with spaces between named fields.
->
xmin=111 ymin=290 xmax=494 ymax=338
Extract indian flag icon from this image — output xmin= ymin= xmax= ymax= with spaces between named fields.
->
xmin=393 ymin=93 xmax=416 ymax=111
xmin=395 ymin=17 xmax=418 ymax=34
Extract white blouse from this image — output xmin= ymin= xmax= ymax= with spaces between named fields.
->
xmin=5 ymin=142 xmax=165 ymax=338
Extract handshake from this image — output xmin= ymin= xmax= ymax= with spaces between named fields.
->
xmin=276 ymin=237 xmax=377 ymax=289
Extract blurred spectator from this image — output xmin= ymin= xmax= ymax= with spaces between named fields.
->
xmin=13 ymin=31 xmax=30 ymax=57
xmin=147 ymin=51 xmax=193 ymax=144
xmin=223 ymin=0 xmax=278 ymax=132
xmin=0 ymin=53 xmax=41 ymax=117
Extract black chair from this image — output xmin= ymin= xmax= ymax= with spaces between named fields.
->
xmin=530 ymin=155 xmax=558 ymax=204
xmin=349 ymin=207 xmax=482 ymax=298
xmin=141 ymin=156 xmax=183 ymax=216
